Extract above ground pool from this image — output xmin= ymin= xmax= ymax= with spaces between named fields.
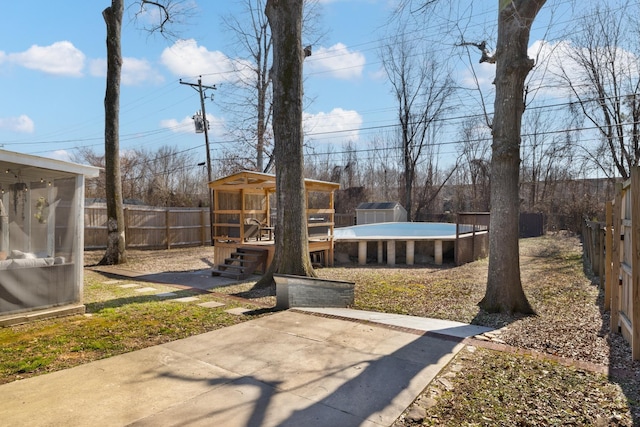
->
xmin=333 ymin=222 xmax=460 ymax=266
xmin=333 ymin=222 xmax=457 ymax=240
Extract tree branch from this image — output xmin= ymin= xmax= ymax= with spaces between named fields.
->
xmin=457 ymin=40 xmax=496 ymax=64
xmin=138 ymin=0 xmax=171 ymax=34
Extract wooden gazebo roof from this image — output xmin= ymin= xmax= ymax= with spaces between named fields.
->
xmin=208 ymin=170 xmax=340 ymax=192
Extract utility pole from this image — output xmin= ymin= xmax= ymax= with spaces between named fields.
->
xmin=180 ymin=77 xmax=217 ymax=245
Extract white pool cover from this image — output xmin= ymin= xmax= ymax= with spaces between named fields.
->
xmin=333 ymin=222 xmax=457 ymax=240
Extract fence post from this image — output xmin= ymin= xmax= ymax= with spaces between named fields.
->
xmin=165 ymin=209 xmax=171 ymax=250
xmin=201 ymin=208 xmax=206 ymax=246
xmin=610 ymin=183 xmax=622 ymax=335
xmin=598 ymin=226 xmax=605 ymax=286
xmin=631 ymin=167 xmax=640 ymax=360
xmin=605 ymin=201 xmax=612 ymax=310
xmin=592 ymin=222 xmax=600 ymax=275
xmin=582 ymin=219 xmax=591 ymax=268
xmin=124 ymin=207 xmax=129 ymax=249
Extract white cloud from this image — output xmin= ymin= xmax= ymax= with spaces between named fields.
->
xmin=458 ymin=61 xmax=495 ymax=93
xmin=160 ymin=116 xmax=193 ymax=133
xmin=526 ymin=39 xmax=640 ymax=99
xmin=306 ymin=43 xmax=366 ymax=80
xmin=0 ymin=115 xmax=34 ymax=133
xmin=369 ymin=66 xmax=387 ymax=82
xmin=526 ymin=39 xmax=575 ymax=97
xmin=88 ymin=58 xmax=105 ymax=78
xmin=122 ymin=58 xmax=164 ymax=85
xmin=160 ymin=113 xmax=226 ymax=139
xmin=49 ymin=150 xmax=72 ymax=163
xmin=303 ymin=108 xmax=362 ymax=143
xmin=8 ymin=41 xmax=85 ymax=77
xmin=160 ymin=39 xmax=244 ymax=85
xmin=89 ymin=57 xmax=164 ymax=86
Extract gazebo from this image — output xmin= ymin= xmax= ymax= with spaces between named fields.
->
xmin=208 ymin=171 xmax=339 ymax=279
xmin=0 ymin=150 xmax=100 ymax=325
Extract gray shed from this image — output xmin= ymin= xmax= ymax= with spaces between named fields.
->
xmin=356 ymin=202 xmax=407 ymax=224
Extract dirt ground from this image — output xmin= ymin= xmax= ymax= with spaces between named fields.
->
xmin=84 ymin=246 xmax=218 ymax=273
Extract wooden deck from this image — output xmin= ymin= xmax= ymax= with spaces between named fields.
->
xmin=209 ymin=171 xmax=339 ymax=276
xmin=213 ymin=238 xmax=334 ymax=273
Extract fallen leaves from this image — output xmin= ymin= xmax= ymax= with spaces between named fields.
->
xmin=397 ymin=347 xmax=633 ymax=426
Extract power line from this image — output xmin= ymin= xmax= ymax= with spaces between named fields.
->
xmin=6 ymin=0 xmax=637 ymax=165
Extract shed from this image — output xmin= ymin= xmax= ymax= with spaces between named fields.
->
xmin=356 ymin=202 xmax=407 ymax=224
xmin=0 ymin=150 xmax=100 ymax=326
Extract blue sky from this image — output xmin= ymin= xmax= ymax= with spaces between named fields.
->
xmin=0 ymin=1 xmax=609 ymax=173
xmin=0 ymin=1 xmax=400 ymax=164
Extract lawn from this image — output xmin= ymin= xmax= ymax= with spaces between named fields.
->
xmin=0 ymin=274 xmax=264 ymax=384
xmin=0 ymin=233 xmax=638 ymax=425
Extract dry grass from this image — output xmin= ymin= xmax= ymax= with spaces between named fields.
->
xmin=84 ymin=246 xmax=217 ymax=273
xmin=0 ymin=267 xmax=265 ymax=385
xmin=316 ymin=235 xmax=621 ymax=366
xmin=4 ymin=235 xmax=638 ymax=424
xmin=406 ymin=346 xmax=632 ymax=426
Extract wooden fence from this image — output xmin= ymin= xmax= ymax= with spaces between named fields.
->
xmin=586 ymin=167 xmax=640 ymax=360
xmin=334 ymin=213 xmax=355 ymax=228
xmin=85 ymin=204 xmax=211 ymax=250
xmin=582 ymin=219 xmax=606 ymax=285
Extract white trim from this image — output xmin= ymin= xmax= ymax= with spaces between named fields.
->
xmin=0 ymin=149 xmax=100 ymax=178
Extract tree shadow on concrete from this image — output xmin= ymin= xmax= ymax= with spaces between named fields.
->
xmin=133 ymin=319 xmax=466 ymax=426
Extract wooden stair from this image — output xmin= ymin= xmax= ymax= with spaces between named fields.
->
xmin=211 ymin=248 xmax=268 ymax=280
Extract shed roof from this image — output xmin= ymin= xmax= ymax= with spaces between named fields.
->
xmin=209 ymin=170 xmax=340 ymax=192
xmin=0 ymin=149 xmax=100 ymax=187
xmin=356 ymin=202 xmax=404 ymax=210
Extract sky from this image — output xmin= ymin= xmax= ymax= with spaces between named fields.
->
xmin=0 ymin=0 xmax=617 ymax=175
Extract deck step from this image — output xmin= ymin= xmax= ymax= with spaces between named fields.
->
xmin=212 ymin=248 xmax=268 ymax=280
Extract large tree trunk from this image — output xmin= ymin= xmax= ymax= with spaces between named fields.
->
xmin=255 ymin=0 xmax=313 ymax=288
xmin=99 ymin=0 xmax=127 ymax=265
xmin=479 ymin=0 xmax=545 ymax=314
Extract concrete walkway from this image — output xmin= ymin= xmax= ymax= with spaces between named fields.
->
xmin=0 ymin=308 xmax=494 ymax=427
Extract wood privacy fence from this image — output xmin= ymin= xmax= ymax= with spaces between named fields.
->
xmin=84 ymin=204 xmax=211 ymax=250
xmin=585 ymin=167 xmax=640 ymax=360
xmin=582 ymin=219 xmax=606 ymax=285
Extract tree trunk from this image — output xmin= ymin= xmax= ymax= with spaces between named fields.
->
xmin=257 ymin=15 xmax=271 ymax=173
xmin=479 ymin=0 xmax=545 ymax=314
xmin=99 ymin=0 xmax=127 ymax=265
xmin=255 ymin=0 xmax=313 ymax=288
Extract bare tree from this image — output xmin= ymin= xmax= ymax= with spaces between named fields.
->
xmin=220 ymin=0 xmax=323 ymax=173
xmin=520 ymin=108 xmax=575 ymax=212
xmin=75 ymin=146 xmax=208 ymax=207
xmin=254 ymin=0 xmax=313 ymax=288
xmin=99 ymin=0 xmax=127 ymax=265
xmin=380 ymin=29 xmax=455 ymax=221
xmin=97 ymin=0 xmax=190 ymax=265
xmin=479 ymin=0 xmax=546 ymax=314
xmin=220 ymin=0 xmax=273 ymax=172
xmin=457 ymin=118 xmax=491 ymax=211
xmin=134 ymin=0 xmax=196 ymax=38
xmin=557 ymin=1 xmax=640 ymax=180
xmin=412 ymin=156 xmax=457 ymax=221
xmin=369 ymin=133 xmax=402 ymax=202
